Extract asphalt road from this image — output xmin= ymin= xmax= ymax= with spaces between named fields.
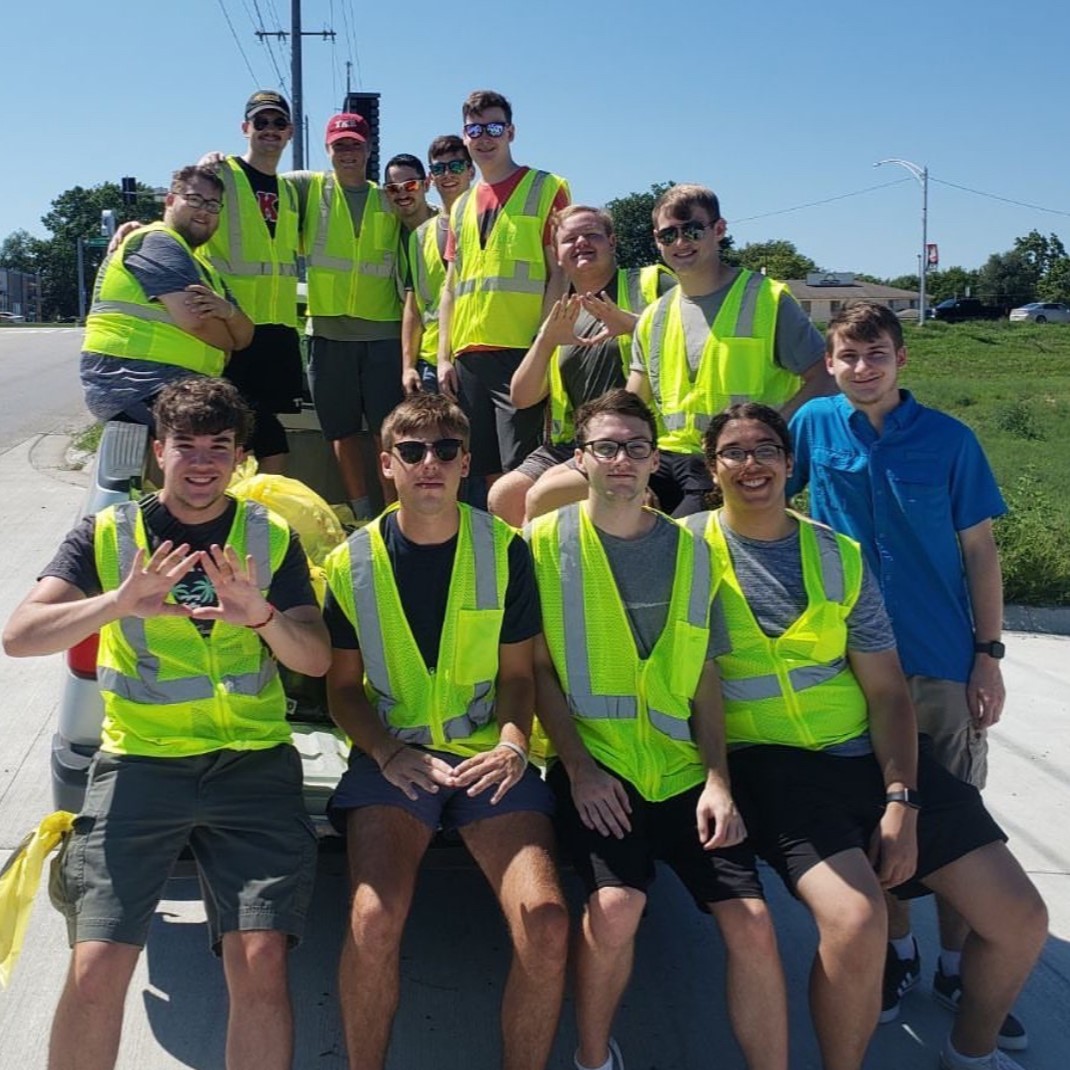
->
xmin=0 ymin=335 xmax=1066 ymax=1068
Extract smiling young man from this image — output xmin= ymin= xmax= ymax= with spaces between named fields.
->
xmin=485 ymin=206 xmax=675 ymax=526
xmin=3 ymin=376 xmax=331 ymax=1070
xmin=626 ymin=184 xmax=833 ymax=516
xmin=684 ymin=402 xmax=1046 ymax=1070
xmin=81 ymin=166 xmax=254 ymax=429
xmin=786 ymin=301 xmax=1025 ymax=1047
xmin=199 ymin=90 xmax=304 ymax=473
xmin=437 ymin=89 xmax=571 ymax=494
xmin=527 ymin=389 xmax=788 ymax=1070
xmin=401 ymin=136 xmax=475 ymax=397
xmin=322 ymin=393 xmax=567 ymax=1070
xmin=285 ymin=113 xmax=406 ymax=520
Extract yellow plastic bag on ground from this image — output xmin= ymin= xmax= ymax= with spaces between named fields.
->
xmin=0 ymin=811 xmax=75 ymax=987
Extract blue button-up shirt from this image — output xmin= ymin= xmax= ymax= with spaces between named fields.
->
xmin=788 ymin=392 xmax=1006 ymax=682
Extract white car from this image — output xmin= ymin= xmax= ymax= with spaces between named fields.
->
xmin=1009 ymin=301 xmax=1070 ymax=324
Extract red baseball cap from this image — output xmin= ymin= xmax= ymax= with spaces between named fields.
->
xmin=325 ymin=113 xmax=370 ymax=145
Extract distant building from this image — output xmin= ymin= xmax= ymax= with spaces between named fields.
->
xmin=0 ymin=267 xmax=42 ymax=321
xmin=785 ymin=272 xmax=919 ymax=323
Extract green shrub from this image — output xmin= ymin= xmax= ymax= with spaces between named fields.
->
xmin=994 ymin=468 xmax=1070 ymax=606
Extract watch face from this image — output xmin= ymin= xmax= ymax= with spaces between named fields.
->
xmin=977 ymin=640 xmax=1006 ymax=659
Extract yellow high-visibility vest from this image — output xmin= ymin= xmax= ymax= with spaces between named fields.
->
xmin=409 ymin=215 xmax=447 ymax=364
xmin=684 ymin=509 xmax=869 ymax=749
xmin=324 ymin=504 xmax=514 ymax=759
xmin=634 ymin=270 xmax=798 ymax=454
xmin=94 ymin=498 xmax=292 ymax=756
xmin=528 ymin=504 xmax=715 ymax=801
xmin=84 ymin=222 xmax=229 ymax=377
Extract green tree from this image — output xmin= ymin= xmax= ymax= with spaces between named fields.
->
xmin=1012 ymin=230 xmax=1067 ymax=280
xmin=0 ymin=229 xmax=46 ymax=274
xmin=732 ymin=239 xmax=819 ymax=280
xmin=1038 ymin=257 xmax=1070 ymax=303
xmin=975 ymin=249 xmax=1037 ymax=311
xmin=925 ymin=266 xmax=980 ymax=303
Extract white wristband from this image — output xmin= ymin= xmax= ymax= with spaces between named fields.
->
xmin=496 ymin=740 xmax=529 ymax=766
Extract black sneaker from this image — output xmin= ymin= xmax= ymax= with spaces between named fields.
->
xmin=932 ymin=963 xmax=1028 ymax=1051
xmin=880 ymin=942 xmax=920 ymax=1023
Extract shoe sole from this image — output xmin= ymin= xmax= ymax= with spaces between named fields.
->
xmin=879 ymin=973 xmax=919 ymax=1024
xmin=932 ymin=987 xmax=1029 ymax=1051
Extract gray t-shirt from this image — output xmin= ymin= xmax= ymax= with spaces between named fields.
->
xmin=286 ymin=170 xmax=402 ymax=343
xmin=81 ymin=230 xmax=232 ymax=422
xmin=595 ymin=511 xmax=715 ymax=661
xmin=630 ymin=269 xmax=825 ymax=377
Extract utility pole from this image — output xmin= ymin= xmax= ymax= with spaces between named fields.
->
xmin=875 ymin=158 xmax=929 ymax=325
xmin=256 ymin=1 xmax=335 ymax=171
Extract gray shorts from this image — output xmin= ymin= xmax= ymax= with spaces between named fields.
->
xmin=50 ymin=746 xmax=318 ymax=951
xmin=328 ymin=749 xmax=555 ymax=834
xmin=308 ymin=336 xmax=404 ymax=439
xmin=514 ymin=442 xmax=578 ymax=482
xmin=908 ymin=675 xmax=988 ymax=788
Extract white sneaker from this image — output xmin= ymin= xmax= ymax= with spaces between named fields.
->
xmin=939 ymin=1037 xmax=1025 ymax=1070
xmin=575 ymin=1038 xmax=624 ymax=1070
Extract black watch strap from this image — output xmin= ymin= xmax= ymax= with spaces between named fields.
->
xmin=885 ymin=788 xmax=922 ymax=810
xmin=974 ymin=640 xmax=1005 ymax=659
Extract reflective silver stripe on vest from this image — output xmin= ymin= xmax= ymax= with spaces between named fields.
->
xmin=470 ymin=510 xmax=499 ymax=610
xmin=734 ymin=271 xmax=766 ymax=337
xmin=645 ymin=295 xmax=672 ymax=401
xmin=622 ymin=269 xmax=643 ymax=314
xmin=89 ymin=300 xmax=174 ymax=323
xmin=454 ymin=257 xmax=544 ymax=297
xmin=213 ymin=164 xmax=298 ymax=278
xmin=242 ymin=502 xmax=273 ymax=590
xmin=686 ymin=532 xmax=711 ymax=627
xmin=104 ymin=501 xmax=279 ymax=704
xmin=812 ymin=525 xmax=846 ymax=602
xmin=307 ymin=176 xmax=394 ymax=275
xmin=721 ymin=659 xmax=848 ymax=702
xmin=682 ymin=513 xmax=708 ymax=537
xmin=521 ymin=171 xmax=551 ymax=215
xmin=647 ymin=708 xmax=693 ymax=741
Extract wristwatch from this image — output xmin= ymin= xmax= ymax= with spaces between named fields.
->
xmin=974 ymin=640 xmax=1006 ymax=659
xmin=885 ymin=788 xmax=922 ymax=810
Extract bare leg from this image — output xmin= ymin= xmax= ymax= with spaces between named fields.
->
xmin=795 ymin=850 xmax=887 ymax=1070
xmin=256 ymin=452 xmax=286 ymax=475
xmin=710 ymin=898 xmax=789 ymax=1070
xmin=487 ymin=470 xmax=535 ymax=527
xmin=48 ymin=941 xmax=140 ymax=1070
xmin=221 ymin=930 xmax=293 ymax=1070
xmin=338 ymin=806 xmax=433 ymax=1070
xmin=525 ymin=463 xmax=588 ymax=522
xmin=885 ymin=892 xmax=911 ymax=940
xmin=571 ymin=885 xmax=646 ymax=1067
xmin=333 ymin=434 xmax=371 ymax=502
xmin=461 ymin=812 xmax=569 ymax=1070
xmin=922 ymin=842 xmax=1047 ymax=1058
xmin=936 ymin=896 xmax=970 ymax=954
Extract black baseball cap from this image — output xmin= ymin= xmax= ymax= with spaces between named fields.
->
xmin=245 ymin=90 xmax=291 ymax=121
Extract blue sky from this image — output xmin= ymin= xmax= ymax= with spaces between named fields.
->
xmin=3 ymin=0 xmax=1067 ymax=278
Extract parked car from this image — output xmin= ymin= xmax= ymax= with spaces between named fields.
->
xmin=931 ymin=298 xmax=1003 ymax=323
xmin=0 ymin=311 xmax=26 ymax=321
xmin=1009 ymin=301 xmax=1070 ymax=324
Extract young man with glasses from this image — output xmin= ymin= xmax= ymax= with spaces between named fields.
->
xmin=401 ymin=137 xmax=475 ymax=397
xmin=322 ymin=392 xmax=568 ymax=1070
xmin=81 ymin=166 xmax=255 ymax=429
xmin=437 ymin=89 xmax=571 ymax=497
xmin=285 ymin=113 xmax=406 ymax=521
xmin=382 ymin=152 xmax=436 ymax=238
xmin=527 ymin=388 xmax=788 ymax=1070
xmin=786 ymin=301 xmax=1027 ymax=1049
xmin=487 ymin=205 xmax=675 ymax=525
xmin=627 ymin=184 xmax=833 ymax=516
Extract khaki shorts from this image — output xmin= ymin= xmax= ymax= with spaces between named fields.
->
xmin=908 ymin=675 xmax=988 ymax=789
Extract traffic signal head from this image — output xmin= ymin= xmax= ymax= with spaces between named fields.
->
xmin=121 ymin=177 xmax=137 ymax=206
xmin=343 ymin=92 xmax=380 ymax=181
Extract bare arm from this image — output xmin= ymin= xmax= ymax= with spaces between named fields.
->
xmin=959 ymin=518 xmax=1006 ymax=728
xmin=626 ymin=368 xmax=653 ymax=402
xmin=510 ymin=297 xmax=583 ymax=409
xmin=540 ymin=244 xmax=568 ymax=321
xmin=778 ymin=360 xmax=836 ymax=421
xmin=848 ymin=646 xmax=919 ymax=888
xmin=401 ymin=291 xmax=423 ymax=395
xmin=157 ymin=290 xmax=248 ymax=352
xmin=436 ymin=264 xmax=459 ymax=399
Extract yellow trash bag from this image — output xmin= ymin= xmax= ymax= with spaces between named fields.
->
xmin=0 ymin=811 xmax=75 ymax=987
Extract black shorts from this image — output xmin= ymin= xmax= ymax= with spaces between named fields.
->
xmin=649 ymin=450 xmax=713 ymax=518
xmin=455 ymin=349 xmax=545 ymax=477
xmin=548 ymin=762 xmax=763 ymax=911
xmin=727 ymin=739 xmax=1006 ymax=901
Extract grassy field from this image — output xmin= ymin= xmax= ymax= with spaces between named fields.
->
xmin=897 ymin=321 xmax=1070 ymax=605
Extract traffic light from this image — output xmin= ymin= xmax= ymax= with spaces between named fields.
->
xmin=120 ymin=176 xmax=138 ymax=206
xmin=343 ymin=92 xmax=381 ymax=182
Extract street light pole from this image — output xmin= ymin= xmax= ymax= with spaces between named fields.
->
xmin=876 ymin=158 xmax=929 ymax=326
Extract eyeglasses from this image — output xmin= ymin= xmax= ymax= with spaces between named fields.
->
xmin=384 ymin=179 xmax=423 ymax=196
xmin=429 ymin=160 xmax=470 ymax=176
xmin=463 ymin=121 xmax=508 ymax=140
xmin=178 ymin=190 xmax=223 ymax=214
xmin=654 ymin=220 xmax=718 ymax=246
xmin=251 ymin=115 xmax=291 ymax=131
xmin=393 ymin=438 xmax=464 ymax=464
xmin=715 ymin=444 xmax=786 ymax=466
xmin=582 ymin=438 xmax=656 ymax=461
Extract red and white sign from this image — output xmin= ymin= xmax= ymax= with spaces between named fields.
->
xmin=926 ymin=243 xmax=939 ymax=267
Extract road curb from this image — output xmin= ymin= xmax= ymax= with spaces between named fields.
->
xmin=1004 ymin=604 xmax=1070 ymax=637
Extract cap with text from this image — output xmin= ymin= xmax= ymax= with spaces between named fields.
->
xmin=245 ymin=90 xmax=291 ymax=121
xmin=325 ymin=113 xmax=370 ymax=145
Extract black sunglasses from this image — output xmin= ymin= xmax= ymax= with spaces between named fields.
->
xmin=393 ymin=438 xmax=464 ymax=464
xmin=252 ymin=115 xmax=290 ymax=131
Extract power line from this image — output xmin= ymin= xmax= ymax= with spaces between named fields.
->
xmin=250 ymin=0 xmax=289 ymax=92
xmin=930 ymin=177 xmax=1070 ymax=219
xmin=733 ymin=178 xmax=912 ymax=225
xmin=214 ymin=0 xmax=260 ymax=84
xmin=340 ymin=0 xmax=362 ymax=87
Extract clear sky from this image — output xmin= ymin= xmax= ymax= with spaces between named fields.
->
xmin=3 ymin=0 xmax=1067 ymax=279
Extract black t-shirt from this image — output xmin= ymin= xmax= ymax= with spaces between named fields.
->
xmin=323 ymin=510 xmax=541 ymax=669
xmin=41 ymin=494 xmax=316 ymax=637
xmin=235 ymin=157 xmax=281 ymax=238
